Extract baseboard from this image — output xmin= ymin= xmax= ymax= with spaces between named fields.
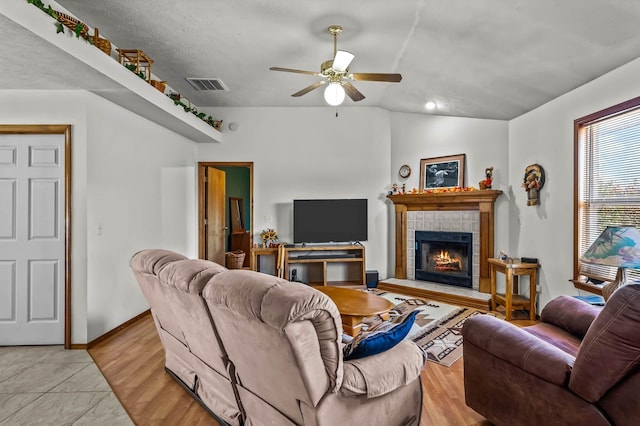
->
xmin=70 ymin=343 xmax=88 ymax=349
xmin=87 ymin=309 xmax=151 ymax=349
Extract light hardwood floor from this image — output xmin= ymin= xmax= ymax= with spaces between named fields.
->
xmin=89 ymin=312 xmax=533 ymax=425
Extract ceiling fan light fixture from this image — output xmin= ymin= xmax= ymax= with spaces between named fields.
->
xmin=324 ymin=82 xmax=345 ymax=106
xmin=332 ymin=50 xmax=355 ymax=72
xmin=270 ymin=24 xmax=401 ymax=105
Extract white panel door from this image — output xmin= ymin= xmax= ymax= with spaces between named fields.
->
xmin=0 ymin=134 xmax=65 ymax=344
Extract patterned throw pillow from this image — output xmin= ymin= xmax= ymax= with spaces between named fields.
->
xmin=343 ymin=309 xmax=419 ymax=360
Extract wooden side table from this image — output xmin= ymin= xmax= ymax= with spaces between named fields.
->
xmin=250 ymin=247 xmax=278 ymax=274
xmin=488 ymin=258 xmax=540 ymax=321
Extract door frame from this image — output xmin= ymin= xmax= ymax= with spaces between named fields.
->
xmin=0 ymin=124 xmax=72 ymax=349
xmin=198 ymin=162 xmax=253 ymax=259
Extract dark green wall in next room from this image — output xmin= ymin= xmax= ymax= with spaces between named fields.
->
xmin=216 ymin=166 xmax=251 ymax=249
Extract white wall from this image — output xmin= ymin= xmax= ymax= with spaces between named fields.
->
xmin=199 ymin=108 xmax=509 ymax=280
xmin=85 ymin=94 xmax=197 ymax=341
xmin=8 ymin=53 xmax=637 ymax=342
xmin=509 ymin=56 xmax=640 ymax=308
xmin=0 ymin=90 xmax=199 ymax=343
xmin=0 ymin=90 xmax=90 ymax=344
xmin=198 ymin=107 xmax=392 ymax=277
xmin=389 ymin=112 xmax=510 ymax=277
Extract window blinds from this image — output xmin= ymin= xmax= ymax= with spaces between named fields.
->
xmin=579 ymin=107 xmax=640 ymax=280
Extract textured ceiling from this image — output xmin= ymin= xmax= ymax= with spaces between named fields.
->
xmin=5 ymin=0 xmax=640 ymax=120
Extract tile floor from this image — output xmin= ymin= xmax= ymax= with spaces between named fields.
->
xmin=0 ymin=346 xmax=132 ymax=425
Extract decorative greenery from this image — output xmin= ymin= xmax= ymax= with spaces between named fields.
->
xmin=166 ymin=92 xmax=220 ymax=129
xmin=124 ymin=63 xmax=146 ymax=80
xmin=70 ymin=21 xmax=85 ymax=38
xmin=26 ymin=0 xmax=91 ymax=40
xmin=26 ymin=0 xmax=221 ymax=131
xmin=26 ymin=0 xmax=56 ymax=18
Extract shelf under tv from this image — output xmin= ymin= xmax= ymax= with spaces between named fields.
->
xmin=295 ymin=253 xmax=356 ymax=260
xmin=284 ymin=245 xmax=366 ymax=286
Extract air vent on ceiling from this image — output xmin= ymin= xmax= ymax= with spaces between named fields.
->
xmin=185 ymin=78 xmax=228 ymax=91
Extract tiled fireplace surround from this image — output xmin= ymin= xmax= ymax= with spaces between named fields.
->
xmin=407 ymin=210 xmax=480 ymax=289
xmin=381 ymin=191 xmax=502 ymax=308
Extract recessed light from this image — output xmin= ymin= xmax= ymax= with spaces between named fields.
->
xmin=425 ymin=101 xmax=437 ymax=110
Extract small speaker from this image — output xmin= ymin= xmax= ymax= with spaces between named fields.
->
xmin=366 ymin=270 xmax=379 ymax=288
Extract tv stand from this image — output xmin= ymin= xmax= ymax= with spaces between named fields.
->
xmin=285 ymin=245 xmax=366 ymax=287
xmin=296 ymin=253 xmax=356 ymax=259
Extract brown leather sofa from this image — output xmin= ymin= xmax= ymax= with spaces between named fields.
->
xmin=130 ymin=249 xmax=425 ymax=426
xmin=462 ymin=283 xmax=640 ymax=426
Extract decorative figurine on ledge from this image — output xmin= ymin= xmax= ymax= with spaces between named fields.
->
xmin=479 ymin=166 xmax=494 ymax=189
xmin=499 ymin=250 xmax=513 ymax=263
xmin=522 ymin=164 xmax=545 ymax=206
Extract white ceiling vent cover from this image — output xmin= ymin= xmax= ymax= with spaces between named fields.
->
xmin=185 ymin=78 xmax=229 ymax=91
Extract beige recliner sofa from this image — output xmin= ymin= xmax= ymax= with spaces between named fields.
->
xmin=130 ymin=249 xmax=424 ymax=426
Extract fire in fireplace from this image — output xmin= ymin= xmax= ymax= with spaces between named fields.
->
xmin=433 ymin=250 xmax=462 ymax=272
xmin=415 ymin=230 xmax=472 ymax=288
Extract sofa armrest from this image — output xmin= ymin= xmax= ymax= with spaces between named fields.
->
xmin=339 ymin=340 xmax=424 ymax=398
xmin=462 ymin=315 xmax=574 ymax=386
xmin=540 ymin=295 xmax=602 ymax=339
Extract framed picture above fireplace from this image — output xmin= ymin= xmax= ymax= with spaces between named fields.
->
xmin=420 ymin=154 xmax=465 ymax=190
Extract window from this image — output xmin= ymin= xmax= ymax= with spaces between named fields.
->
xmin=575 ymin=97 xmax=640 ymax=282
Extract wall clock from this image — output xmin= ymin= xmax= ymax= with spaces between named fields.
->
xmin=399 ymin=164 xmax=411 ymax=178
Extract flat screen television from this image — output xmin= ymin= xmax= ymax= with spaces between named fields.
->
xmin=293 ymin=199 xmax=368 ymax=244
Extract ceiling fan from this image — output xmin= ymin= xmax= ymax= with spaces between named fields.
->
xmin=270 ymin=25 xmax=402 ymax=106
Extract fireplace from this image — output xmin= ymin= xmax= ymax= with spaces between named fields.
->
xmin=415 ymin=230 xmax=473 ymax=288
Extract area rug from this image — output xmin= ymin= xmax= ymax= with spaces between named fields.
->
xmin=364 ymin=289 xmax=498 ymax=367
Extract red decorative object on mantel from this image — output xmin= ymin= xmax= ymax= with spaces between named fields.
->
xmin=479 ymin=166 xmax=493 ymax=190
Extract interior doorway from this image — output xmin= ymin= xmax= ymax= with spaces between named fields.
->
xmin=0 ymin=125 xmax=72 ymax=348
xmin=198 ymin=162 xmax=253 ymax=268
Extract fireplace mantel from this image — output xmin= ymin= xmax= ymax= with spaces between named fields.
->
xmin=388 ymin=190 xmax=503 ymax=293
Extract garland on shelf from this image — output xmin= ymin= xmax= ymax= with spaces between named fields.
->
xmin=27 ymin=0 xmax=57 ymax=19
xmin=166 ymin=93 xmax=221 ymax=129
xmin=27 ymin=0 xmax=223 ymax=132
xmin=123 ymin=63 xmax=145 ymax=80
xmin=27 ymin=0 xmax=90 ymax=40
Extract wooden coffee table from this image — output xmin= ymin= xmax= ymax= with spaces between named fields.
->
xmin=312 ymin=286 xmax=395 ymax=336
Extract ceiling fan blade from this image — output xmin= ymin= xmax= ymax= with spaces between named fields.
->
xmin=291 ymin=81 xmax=326 ymax=97
xmin=350 ymin=73 xmax=403 ymax=82
xmin=270 ymin=67 xmax=320 ymax=76
xmin=343 ymin=82 xmax=365 ymax=102
xmin=332 ymin=50 xmax=355 ymax=72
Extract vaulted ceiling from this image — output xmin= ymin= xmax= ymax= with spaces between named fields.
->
xmin=5 ymin=0 xmax=640 ymax=120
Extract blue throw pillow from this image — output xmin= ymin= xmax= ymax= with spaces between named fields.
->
xmin=343 ymin=310 xmax=418 ymax=360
